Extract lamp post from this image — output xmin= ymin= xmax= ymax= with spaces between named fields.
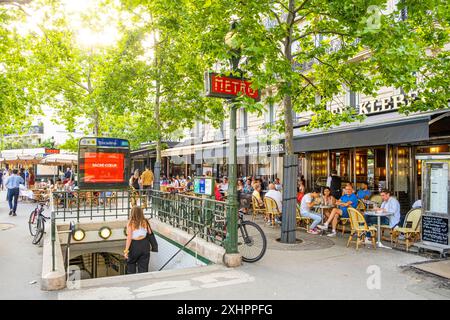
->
xmin=223 ymin=21 xmax=241 ymax=257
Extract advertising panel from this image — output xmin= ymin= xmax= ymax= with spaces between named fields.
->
xmin=78 ymin=137 xmax=130 ymax=189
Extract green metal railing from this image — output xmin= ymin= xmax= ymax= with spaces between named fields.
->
xmin=50 ymin=189 xmax=228 ymax=271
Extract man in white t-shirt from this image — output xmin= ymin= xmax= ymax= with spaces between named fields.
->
xmin=265 ymin=183 xmax=282 ymax=212
xmin=299 ymin=187 xmax=322 ymax=235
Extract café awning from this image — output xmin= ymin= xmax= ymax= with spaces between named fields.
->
xmin=40 ymin=153 xmax=77 ymax=166
xmin=294 ymin=115 xmax=430 ymax=152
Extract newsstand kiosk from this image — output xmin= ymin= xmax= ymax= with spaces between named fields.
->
xmin=415 ymin=153 xmax=450 ymax=258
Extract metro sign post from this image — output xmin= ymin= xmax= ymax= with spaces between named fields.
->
xmin=205 ymin=71 xmax=261 ymax=258
xmin=205 ymin=72 xmax=261 ymax=101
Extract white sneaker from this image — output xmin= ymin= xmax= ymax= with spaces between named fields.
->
xmin=365 ymin=238 xmax=373 ymax=245
xmin=327 ymin=231 xmax=336 ymax=237
xmin=317 ymin=224 xmax=329 ymax=230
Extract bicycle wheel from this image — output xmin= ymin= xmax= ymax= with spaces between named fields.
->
xmin=32 ymin=217 xmax=44 ymax=245
xmin=28 ymin=209 xmax=38 ymax=236
xmin=238 ymin=220 xmax=267 ymax=263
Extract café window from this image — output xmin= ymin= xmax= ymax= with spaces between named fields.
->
xmin=311 ymin=151 xmax=328 ymax=187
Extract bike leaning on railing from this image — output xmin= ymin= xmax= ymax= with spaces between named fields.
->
xmin=29 ymin=200 xmax=50 ymax=245
xmin=237 ymin=210 xmax=267 ymax=262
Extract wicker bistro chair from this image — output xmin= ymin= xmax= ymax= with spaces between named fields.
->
xmin=338 ymin=199 xmax=366 ymax=235
xmin=251 ymin=196 xmax=266 ymax=221
xmin=296 ymin=205 xmax=312 ymax=230
xmin=264 ymin=197 xmax=281 ymax=227
xmin=369 ymin=194 xmax=382 ymax=207
xmin=391 ymin=208 xmax=422 ymax=251
xmin=347 ymin=207 xmax=377 ymax=250
xmin=130 ymin=188 xmax=148 ymax=209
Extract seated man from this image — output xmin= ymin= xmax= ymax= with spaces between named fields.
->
xmin=357 ymin=182 xmax=371 ymax=200
xmin=318 ymin=184 xmax=358 ymax=237
xmin=265 ymin=183 xmax=282 ymax=224
xmin=367 ymin=189 xmax=401 ymax=228
xmin=299 ymin=187 xmax=322 ymax=235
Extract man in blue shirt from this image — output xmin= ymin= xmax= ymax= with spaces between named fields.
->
xmin=357 ymin=182 xmax=371 ymax=200
xmin=6 ymin=169 xmax=24 ymax=216
xmin=318 ymin=184 xmax=358 ymax=237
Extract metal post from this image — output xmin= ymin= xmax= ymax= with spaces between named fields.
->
xmin=225 ymin=100 xmax=239 ymax=254
xmin=51 ymin=210 xmax=56 ymax=272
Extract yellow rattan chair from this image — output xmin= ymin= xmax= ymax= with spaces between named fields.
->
xmin=251 ymin=195 xmax=266 ymax=221
xmin=391 ymin=208 xmax=422 ymax=251
xmin=347 ymin=207 xmax=377 ymax=250
xmin=369 ymin=194 xmax=382 ymax=207
xmin=296 ymin=205 xmax=312 ymax=230
xmin=264 ymin=197 xmax=281 ymax=227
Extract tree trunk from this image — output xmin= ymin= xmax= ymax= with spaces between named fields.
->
xmin=280 ymin=0 xmax=298 ymax=244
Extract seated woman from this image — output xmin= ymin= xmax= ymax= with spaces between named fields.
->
xmin=318 ymin=184 xmax=358 ymax=237
xmin=244 ymin=179 xmax=254 ymax=194
xmin=321 ymin=187 xmax=336 ymax=220
xmin=252 ymin=183 xmax=264 ymax=209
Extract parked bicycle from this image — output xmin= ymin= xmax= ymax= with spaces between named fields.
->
xmin=237 ymin=210 xmax=267 ymax=262
xmin=28 ymin=200 xmax=50 ymax=245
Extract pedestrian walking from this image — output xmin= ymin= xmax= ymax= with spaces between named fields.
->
xmin=124 ymin=206 xmax=152 ymax=274
xmin=6 ymin=169 xmax=24 ymax=216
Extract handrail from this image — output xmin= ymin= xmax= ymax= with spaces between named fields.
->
xmin=159 ymin=233 xmax=198 ymax=271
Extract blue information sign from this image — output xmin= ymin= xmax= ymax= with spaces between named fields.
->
xmin=96 ymin=138 xmax=129 ymax=148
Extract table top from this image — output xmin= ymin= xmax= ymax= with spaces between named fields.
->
xmin=365 ymin=210 xmax=394 ymax=217
xmin=314 ymin=205 xmax=335 ymax=209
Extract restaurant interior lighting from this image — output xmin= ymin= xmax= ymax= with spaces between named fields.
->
xmin=73 ymin=229 xmax=85 ymax=241
xmin=99 ymin=227 xmax=112 ymax=240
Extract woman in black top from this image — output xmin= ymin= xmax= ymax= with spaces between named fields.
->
xmin=130 ymin=169 xmax=141 ymax=190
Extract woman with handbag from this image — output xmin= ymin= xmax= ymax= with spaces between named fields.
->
xmin=124 ymin=206 xmax=152 ymax=274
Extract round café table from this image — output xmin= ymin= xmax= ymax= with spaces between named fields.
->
xmin=364 ymin=210 xmax=393 ymax=249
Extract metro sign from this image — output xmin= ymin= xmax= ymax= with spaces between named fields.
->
xmin=205 ymin=72 xmax=261 ymax=101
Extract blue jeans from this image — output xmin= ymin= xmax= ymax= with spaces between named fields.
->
xmin=7 ymin=188 xmax=19 ymax=213
xmin=302 ymin=211 xmax=322 ymax=230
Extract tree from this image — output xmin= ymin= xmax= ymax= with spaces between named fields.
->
xmin=98 ymin=1 xmax=225 ymax=188
xmin=186 ymin=0 xmax=449 ymax=243
xmin=0 ymin=4 xmax=40 ymax=147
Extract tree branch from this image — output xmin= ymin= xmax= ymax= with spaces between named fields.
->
xmin=269 ymin=9 xmax=283 ymax=27
xmin=294 ymin=0 xmax=310 ymax=14
xmin=299 ymin=73 xmax=319 ymax=91
xmin=65 ymin=75 xmax=90 ymax=92
xmin=293 ymin=30 xmax=352 ymax=43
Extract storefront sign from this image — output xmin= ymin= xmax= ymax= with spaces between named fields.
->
xmin=45 ymin=148 xmax=60 ymax=154
xmin=246 ymin=144 xmax=284 ymax=155
xmin=205 ymin=72 xmax=261 ymax=101
xmin=331 ymin=92 xmax=419 ymax=116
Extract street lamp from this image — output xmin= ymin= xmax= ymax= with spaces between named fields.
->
xmin=223 ymin=21 xmax=241 ymax=255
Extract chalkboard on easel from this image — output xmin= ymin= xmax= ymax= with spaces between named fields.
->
xmin=422 ymin=215 xmax=449 ymax=246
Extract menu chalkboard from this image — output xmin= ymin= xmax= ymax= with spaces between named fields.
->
xmin=422 ymin=215 xmax=449 ymax=246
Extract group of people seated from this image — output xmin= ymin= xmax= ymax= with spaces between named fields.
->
xmin=299 ymin=183 xmax=401 ymax=239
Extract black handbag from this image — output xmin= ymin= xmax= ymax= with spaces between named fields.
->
xmin=146 ymin=220 xmax=158 ymax=252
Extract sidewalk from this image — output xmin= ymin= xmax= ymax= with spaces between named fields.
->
xmin=58 ymin=217 xmax=450 ymax=300
xmin=0 ymin=191 xmax=56 ymax=299
xmin=1 ymin=191 xmax=449 ymax=300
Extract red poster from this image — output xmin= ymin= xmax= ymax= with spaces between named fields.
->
xmin=84 ymin=152 xmax=124 ymax=183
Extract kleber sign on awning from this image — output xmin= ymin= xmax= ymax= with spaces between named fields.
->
xmin=205 ymin=72 xmax=260 ymax=101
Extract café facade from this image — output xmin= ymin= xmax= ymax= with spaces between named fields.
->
xmin=294 ymin=92 xmax=450 ymax=214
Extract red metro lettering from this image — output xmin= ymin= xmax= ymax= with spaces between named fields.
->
xmin=210 ymin=74 xmax=260 ymax=101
